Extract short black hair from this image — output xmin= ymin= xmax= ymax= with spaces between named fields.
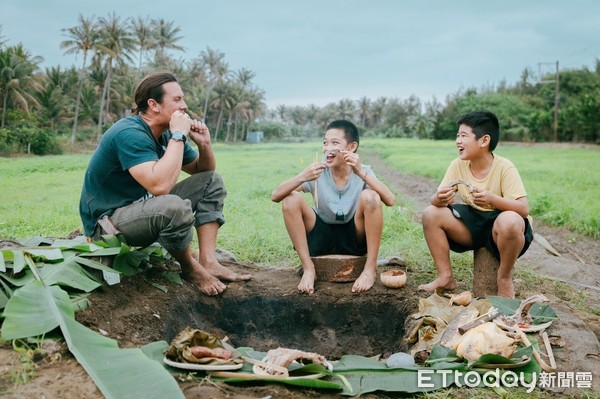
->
xmin=457 ymin=111 xmax=500 ymax=151
xmin=326 ymin=120 xmax=359 ymax=150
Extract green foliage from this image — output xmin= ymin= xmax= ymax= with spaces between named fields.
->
xmin=251 ymin=120 xmax=287 ymax=139
xmin=0 ymin=126 xmax=62 ymax=155
xmin=0 ymin=237 xmax=184 ymax=398
xmin=434 ymin=92 xmax=539 ymax=142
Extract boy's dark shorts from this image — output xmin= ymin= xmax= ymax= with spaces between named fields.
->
xmin=307 ymin=212 xmax=367 ymax=257
xmin=447 ymin=204 xmax=533 ymax=260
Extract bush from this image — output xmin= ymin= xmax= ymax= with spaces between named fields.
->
xmin=0 ymin=127 xmax=62 ymax=155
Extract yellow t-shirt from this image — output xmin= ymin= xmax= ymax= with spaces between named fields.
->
xmin=440 ymin=154 xmax=528 ymax=213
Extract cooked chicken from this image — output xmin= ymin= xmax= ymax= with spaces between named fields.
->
xmin=455 ymin=322 xmax=517 ymax=362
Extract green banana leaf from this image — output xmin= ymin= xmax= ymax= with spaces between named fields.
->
xmin=487 ymin=296 xmax=558 ymax=324
xmin=38 ymin=259 xmax=102 ymax=292
xmin=1 ymin=281 xmax=184 ymax=399
xmin=0 ymin=250 xmax=5 ymax=272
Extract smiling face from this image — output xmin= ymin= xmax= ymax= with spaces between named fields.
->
xmin=153 ymin=81 xmax=188 ymax=125
xmin=323 ymin=128 xmax=357 ymax=165
xmin=456 ymin=124 xmax=487 ymax=160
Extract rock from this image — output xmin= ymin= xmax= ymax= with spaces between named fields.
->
xmin=386 ymin=352 xmax=416 ymax=368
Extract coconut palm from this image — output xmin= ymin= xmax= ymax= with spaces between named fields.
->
xmin=199 ymin=47 xmax=228 ymax=121
xmin=61 ymin=14 xmax=99 ymax=144
xmin=36 ymin=66 xmax=70 ymax=129
xmin=336 ymin=98 xmax=355 ymax=120
xmin=131 ymin=16 xmax=154 ymax=76
xmin=150 ymin=18 xmax=185 ymax=56
xmin=95 ymin=12 xmax=135 ymax=136
xmin=356 ymin=96 xmax=371 ymax=128
xmin=210 ymin=82 xmax=235 ymax=141
xmin=0 ymin=44 xmax=43 ymax=127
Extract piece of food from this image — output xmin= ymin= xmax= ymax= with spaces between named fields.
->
xmin=252 ymin=347 xmax=332 ymax=377
xmin=455 ymin=322 xmax=517 ymax=362
xmin=189 ymin=346 xmax=232 ymax=360
xmin=448 ymin=291 xmax=472 ymax=306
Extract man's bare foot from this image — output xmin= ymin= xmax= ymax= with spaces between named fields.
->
xmin=204 ymin=260 xmax=252 ymax=282
xmin=352 ymin=269 xmax=376 ymax=293
xmin=496 ymin=277 xmax=515 ymax=299
xmin=418 ymin=276 xmax=456 ymax=292
xmin=298 ymin=269 xmax=315 ymax=294
xmin=182 ymin=269 xmax=227 ymax=296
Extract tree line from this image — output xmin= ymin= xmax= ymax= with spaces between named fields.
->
xmin=259 ymin=64 xmax=600 ymax=144
xmin=0 ymin=14 xmax=265 ymax=155
xmin=1 ymin=15 xmax=598 ymax=156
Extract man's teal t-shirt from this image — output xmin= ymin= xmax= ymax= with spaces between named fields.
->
xmin=79 ymin=115 xmax=197 ymax=236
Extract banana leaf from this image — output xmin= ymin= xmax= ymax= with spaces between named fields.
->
xmin=38 ymin=260 xmax=102 ymax=292
xmin=26 ymin=248 xmax=64 ymax=263
xmin=0 ymin=269 xmax=35 ymax=287
xmin=0 ymin=250 xmax=4 ymax=272
xmin=486 ymin=296 xmax=558 ymax=324
xmin=1 ymin=281 xmax=184 ymax=399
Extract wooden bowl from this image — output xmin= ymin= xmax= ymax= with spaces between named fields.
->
xmin=380 ymin=269 xmax=407 ymax=288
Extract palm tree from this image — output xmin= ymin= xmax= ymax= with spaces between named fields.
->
xmin=210 ymin=82 xmax=235 ymax=141
xmin=0 ymin=45 xmax=43 ymax=127
xmin=131 ymin=16 xmax=154 ymax=76
xmin=336 ymin=98 xmax=355 ymax=120
xmin=276 ymin=104 xmax=287 ymax=122
xmin=407 ymin=112 xmax=436 ymax=139
xmin=150 ymin=18 xmax=185 ymax=67
xmin=200 ymin=47 xmax=228 ymax=121
xmin=356 ymin=96 xmax=371 ymax=128
xmin=61 ymin=14 xmax=99 ymax=144
xmin=95 ymin=12 xmax=135 ymax=136
xmin=37 ymin=66 xmax=69 ymax=129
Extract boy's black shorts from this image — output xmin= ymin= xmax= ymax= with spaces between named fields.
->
xmin=306 ymin=212 xmax=367 ymax=257
xmin=447 ymin=204 xmax=533 ymax=260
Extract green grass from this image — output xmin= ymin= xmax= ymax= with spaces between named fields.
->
xmin=0 ymin=139 xmax=598 ymax=270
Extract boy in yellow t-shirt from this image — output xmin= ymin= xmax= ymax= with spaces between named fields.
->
xmin=418 ymin=111 xmax=533 ymax=298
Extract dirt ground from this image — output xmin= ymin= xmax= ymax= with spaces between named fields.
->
xmin=1 ymin=152 xmax=599 ymax=398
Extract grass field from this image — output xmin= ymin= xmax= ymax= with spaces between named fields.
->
xmin=1 ymin=139 xmax=598 ymax=272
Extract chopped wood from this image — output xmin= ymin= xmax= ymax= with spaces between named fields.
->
xmin=542 ymin=332 xmax=556 ymax=370
xmin=513 ymin=325 xmax=556 ymax=372
xmin=458 ymin=308 xmax=500 ymax=334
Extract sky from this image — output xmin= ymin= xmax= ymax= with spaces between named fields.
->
xmin=1 ymin=1 xmax=599 ymax=110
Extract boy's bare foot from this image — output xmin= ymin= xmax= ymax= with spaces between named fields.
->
xmin=418 ymin=276 xmax=456 ymax=292
xmin=182 ymin=269 xmax=227 ymax=296
xmin=298 ymin=269 xmax=315 ymax=294
xmin=496 ymin=277 xmax=515 ymax=299
xmin=204 ymin=260 xmax=252 ymax=282
xmin=352 ymin=269 xmax=376 ymax=293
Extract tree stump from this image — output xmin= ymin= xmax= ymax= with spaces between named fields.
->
xmin=311 ymin=255 xmax=366 ymax=282
xmin=473 ymin=247 xmax=499 ymax=298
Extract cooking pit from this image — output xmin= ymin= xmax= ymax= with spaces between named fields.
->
xmin=160 ymin=263 xmax=412 ymax=358
xmin=76 ymin=261 xmax=414 ymax=360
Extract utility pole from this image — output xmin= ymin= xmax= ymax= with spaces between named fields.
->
xmin=538 ymin=61 xmax=560 ymax=142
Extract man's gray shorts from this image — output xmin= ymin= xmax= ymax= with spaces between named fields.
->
xmin=93 ymin=171 xmax=226 ymax=252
